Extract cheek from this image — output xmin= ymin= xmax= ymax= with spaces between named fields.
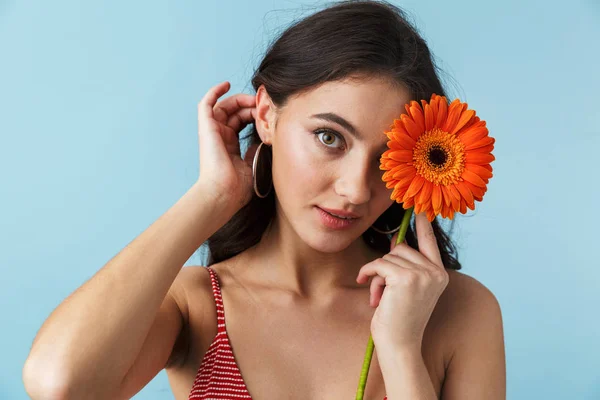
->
xmin=373 ymin=183 xmax=395 ymax=213
xmin=272 ymin=133 xmax=331 ymax=200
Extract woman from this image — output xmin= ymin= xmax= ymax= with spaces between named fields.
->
xmin=23 ymin=1 xmax=506 ymax=399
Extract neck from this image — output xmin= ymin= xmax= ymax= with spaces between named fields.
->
xmin=241 ymin=208 xmax=383 ymax=300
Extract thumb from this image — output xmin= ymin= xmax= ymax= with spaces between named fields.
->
xmin=390 ymin=232 xmax=399 ymax=251
xmin=390 ymin=232 xmax=408 ymax=252
xmin=244 ymin=143 xmax=259 ymax=165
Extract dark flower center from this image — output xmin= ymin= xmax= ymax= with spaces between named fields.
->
xmin=428 ymin=146 xmax=448 ymax=167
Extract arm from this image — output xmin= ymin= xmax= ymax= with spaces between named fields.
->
xmin=377 ymin=346 xmax=438 ymax=400
xmin=440 ymin=277 xmax=506 ymax=399
xmin=22 ymin=182 xmax=236 ymax=400
xmin=378 ymin=273 xmax=506 ymax=400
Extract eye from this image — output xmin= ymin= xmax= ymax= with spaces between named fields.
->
xmin=314 ymin=128 xmax=345 ymax=149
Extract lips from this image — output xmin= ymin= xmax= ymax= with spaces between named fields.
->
xmin=318 ymin=206 xmax=361 ymax=219
xmin=316 ymin=206 xmax=359 ymax=230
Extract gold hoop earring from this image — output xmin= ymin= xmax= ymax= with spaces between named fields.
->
xmin=252 ymin=142 xmax=272 ymax=198
xmin=369 ymin=223 xmax=402 ymax=235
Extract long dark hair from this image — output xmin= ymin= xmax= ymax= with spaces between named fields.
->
xmin=203 ymin=0 xmax=462 ymax=271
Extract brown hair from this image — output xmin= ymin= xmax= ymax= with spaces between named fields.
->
xmin=202 ymin=0 xmax=462 ymax=271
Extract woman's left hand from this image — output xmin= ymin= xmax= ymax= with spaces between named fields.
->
xmin=356 ymin=211 xmax=450 ymax=351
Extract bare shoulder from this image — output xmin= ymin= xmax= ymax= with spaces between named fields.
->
xmin=171 ymin=265 xmax=215 ymax=316
xmin=164 ymin=265 xmax=217 ymax=369
xmin=436 ymin=269 xmax=506 ymax=399
xmin=436 ymin=269 xmax=503 ymax=335
xmin=443 ymin=269 xmax=502 ymax=316
xmin=175 ymin=264 xmax=213 ymax=290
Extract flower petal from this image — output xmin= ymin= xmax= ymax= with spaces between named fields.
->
xmin=408 ymin=101 xmax=425 ymax=133
xmin=436 ymin=97 xmax=448 ymax=128
xmin=465 ymin=152 xmax=495 ymax=165
xmin=391 ymin=187 xmax=405 ymax=202
xmin=450 ymin=189 xmax=461 ymax=211
xmin=416 ymin=181 xmax=433 ymax=206
xmin=457 ymin=123 xmax=488 ymax=144
xmin=440 ymin=185 xmax=453 ymax=207
xmin=464 ymin=180 xmax=485 ymax=201
xmin=392 ymin=165 xmax=417 ymax=179
xmin=472 ymin=144 xmax=494 ymax=154
xmin=447 ymin=184 xmax=461 ymax=200
xmin=432 ymin=184 xmax=443 ymax=214
xmin=465 ymin=136 xmax=495 ymax=151
xmin=426 ymin=208 xmax=436 ymax=222
xmin=462 ymin=169 xmax=487 ymax=188
xmin=381 ymin=159 xmax=398 ymax=170
xmin=388 ymin=150 xmax=413 ymax=163
xmin=428 ymin=95 xmax=439 ymax=124
xmin=403 ymin=195 xmax=415 ymax=208
xmin=459 ymin=198 xmax=468 ymax=214
xmin=423 ymin=103 xmax=435 ymax=131
xmin=418 ymin=198 xmax=432 ymax=215
xmin=450 ymin=109 xmax=476 ymax=135
xmin=387 ymin=140 xmax=403 ymax=151
xmin=441 ymin=202 xmax=453 ymax=219
xmin=455 ymin=182 xmax=475 ymax=209
xmin=396 ymin=169 xmax=417 ymax=189
xmin=401 ymin=114 xmax=422 ymax=141
xmin=414 ymin=200 xmax=423 ymax=215
xmin=442 ymin=99 xmax=463 ymax=133
xmin=404 ymin=174 xmax=426 ymax=200
xmin=392 ymin=178 xmax=412 ymax=198
xmin=386 ymin=162 xmax=414 ymax=175
xmin=390 ymin=132 xmax=416 ymax=150
xmin=464 ymin=163 xmax=493 ymax=181
xmin=460 ymin=115 xmax=480 ymax=132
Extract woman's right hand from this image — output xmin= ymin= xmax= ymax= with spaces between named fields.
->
xmin=196 ymin=81 xmax=259 ymax=212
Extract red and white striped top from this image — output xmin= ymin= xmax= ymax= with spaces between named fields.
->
xmin=188 ymin=267 xmax=251 ymax=399
xmin=187 ymin=266 xmax=387 ymax=400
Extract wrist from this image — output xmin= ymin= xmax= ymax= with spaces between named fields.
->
xmin=376 ymin=343 xmax=437 ymax=400
xmin=375 ymin=342 xmax=424 ymax=375
xmin=190 ymin=181 xmax=239 ymax=224
xmin=193 ymin=180 xmax=238 ymax=212
xmin=373 ymin=336 xmax=422 ymax=357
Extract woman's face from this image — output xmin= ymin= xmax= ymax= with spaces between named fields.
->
xmin=259 ymin=76 xmax=412 ymax=253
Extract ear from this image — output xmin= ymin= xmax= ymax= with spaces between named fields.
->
xmin=254 ymin=84 xmax=278 ymax=145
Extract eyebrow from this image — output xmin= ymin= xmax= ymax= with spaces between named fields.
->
xmin=310 ymin=112 xmax=388 ymax=153
xmin=311 ymin=112 xmax=363 ymax=140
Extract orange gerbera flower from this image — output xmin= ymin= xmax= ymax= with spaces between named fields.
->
xmin=380 ymin=93 xmax=495 ymax=222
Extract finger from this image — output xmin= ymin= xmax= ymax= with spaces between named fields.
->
xmin=369 ymin=275 xmax=386 ymax=308
xmin=382 ymin=251 xmax=442 ymax=279
xmin=390 ymin=232 xmax=400 ymax=251
xmin=216 ymin=124 xmax=242 ymax=155
xmin=382 ymin=252 xmax=417 ymax=270
xmin=387 ymin=236 xmax=426 ymax=266
xmin=243 ymin=142 xmax=259 ymax=164
xmin=389 ymin=231 xmax=422 ymax=265
xmin=214 ymin=94 xmax=257 ymax=124
xmin=414 ymin=211 xmax=444 ymax=269
xmin=199 ymin=81 xmax=231 ymax=121
xmin=226 ymin=107 xmax=256 ymax=134
xmin=356 ymin=257 xmax=407 ymax=284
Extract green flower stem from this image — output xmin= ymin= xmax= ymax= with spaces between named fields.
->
xmin=355 ymin=205 xmax=414 ymax=400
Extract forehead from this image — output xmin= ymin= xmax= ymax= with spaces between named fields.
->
xmin=282 ymin=77 xmax=412 ymax=141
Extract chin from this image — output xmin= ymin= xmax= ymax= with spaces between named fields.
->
xmin=297 ymin=227 xmax=360 ymax=253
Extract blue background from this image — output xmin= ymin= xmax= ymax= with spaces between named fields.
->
xmin=1 ymin=0 xmax=598 ymax=398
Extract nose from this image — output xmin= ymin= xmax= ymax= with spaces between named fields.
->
xmin=334 ymin=158 xmax=372 ymax=205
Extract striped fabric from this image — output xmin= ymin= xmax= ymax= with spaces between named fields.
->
xmin=188 ymin=266 xmax=387 ymax=400
xmin=188 ymin=267 xmax=251 ymax=399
